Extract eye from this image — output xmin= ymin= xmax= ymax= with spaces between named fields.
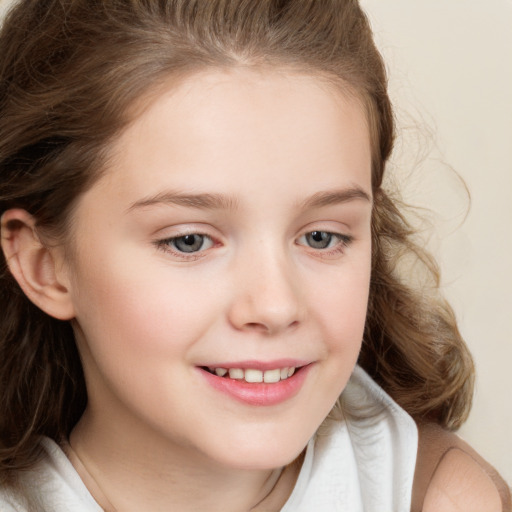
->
xmin=163 ymin=234 xmax=214 ymax=253
xmin=299 ymin=231 xmax=345 ymax=250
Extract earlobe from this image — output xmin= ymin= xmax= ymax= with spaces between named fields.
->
xmin=1 ymin=209 xmax=75 ymax=321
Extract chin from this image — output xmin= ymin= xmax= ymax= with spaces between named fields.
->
xmin=208 ymin=431 xmax=310 ymax=471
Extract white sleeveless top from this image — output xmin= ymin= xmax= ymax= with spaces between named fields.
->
xmin=0 ymin=366 xmax=418 ymax=511
xmin=281 ymin=366 xmax=418 ymax=511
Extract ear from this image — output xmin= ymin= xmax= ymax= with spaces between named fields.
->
xmin=1 ymin=209 xmax=75 ymax=320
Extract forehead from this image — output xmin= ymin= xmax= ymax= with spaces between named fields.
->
xmin=89 ymin=68 xmax=372 ymax=210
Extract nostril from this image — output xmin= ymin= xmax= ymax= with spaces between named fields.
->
xmin=244 ymin=322 xmax=270 ymax=332
xmin=242 ymin=319 xmax=300 ymax=335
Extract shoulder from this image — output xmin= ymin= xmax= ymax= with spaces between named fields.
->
xmin=0 ymin=495 xmax=20 ymax=512
xmin=415 ymin=422 xmax=511 ymax=512
xmin=423 ymin=447 xmax=503 ymax=512
xmin=0 ymin=482 xmax=29 ymax=511
xmin=1 ymin=438 xmax=102 ymax=512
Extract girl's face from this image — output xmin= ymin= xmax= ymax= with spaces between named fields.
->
xmin=66 ymin=69 xmax=373 ymax=470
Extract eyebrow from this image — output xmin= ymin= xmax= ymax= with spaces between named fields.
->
xmin=298 ymin=186 xmax=372 ymax=209
xmin=127 ymin=185 xmax=371 ymax=213
xmin=128 ymin=191 xmax=239 ymax=212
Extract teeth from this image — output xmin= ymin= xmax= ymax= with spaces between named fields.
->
xmin=211 ymin=366 xmax=297 ymax=383
xmin=228 ymin=368 xmax=244 ymax=379
xmin=245 ymin=369 xmax=263 ymax=383
xmin=263 ymin=369 xmax=281 ymax=383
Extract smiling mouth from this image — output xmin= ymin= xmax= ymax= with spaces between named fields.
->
xmin=201 ymin=366 xmax=300 ymax=383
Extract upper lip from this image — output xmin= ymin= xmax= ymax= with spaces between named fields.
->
xmin=198 ymin=359 xmax=311 ymax=371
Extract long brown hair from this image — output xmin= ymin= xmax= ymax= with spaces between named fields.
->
xmin=0 ymin=0 xmax=473 ymax=481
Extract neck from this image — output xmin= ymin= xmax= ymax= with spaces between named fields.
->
xmin=68 ymin=409 xmax=299 ymax=512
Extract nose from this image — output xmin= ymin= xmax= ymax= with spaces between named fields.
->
xmin=227 ymin=245 xmax=304 ymax=335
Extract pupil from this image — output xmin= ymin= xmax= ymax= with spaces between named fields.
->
xmin=307 ymin=231 xmax=331 ymax=249
xmin=174 ymin=234 xmax=204 ymax=252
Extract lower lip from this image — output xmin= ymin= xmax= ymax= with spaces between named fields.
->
xmin=199 ymin=365 xmax=312 ymax=406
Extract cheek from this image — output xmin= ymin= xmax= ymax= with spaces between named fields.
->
xmin=314 ymin=260 xmax=371 ymax=346
xmin=295 ymin=261 xmax=370 ymax=433
xmin=69 ymin=248 xmax=216 ymax=368
xmin=68 ymin=257 xmax=218 ymax=417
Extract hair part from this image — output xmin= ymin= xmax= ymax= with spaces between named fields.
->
xmin=0 ymin=0 xmax=473 ymax=484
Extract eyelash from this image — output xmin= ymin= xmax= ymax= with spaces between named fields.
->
xmin=155 ymin=230 xmax=353 ymax=260
xmin=155 ymin=233 xmax=215 ymax=260
xmin=296 ymin=231 xmax=353 ymax=257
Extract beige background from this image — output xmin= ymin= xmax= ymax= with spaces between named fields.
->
xmin=360 ymin=0 xmax=512 ymax=483
xmin=1 ymin=0 xmax=511 ymax=483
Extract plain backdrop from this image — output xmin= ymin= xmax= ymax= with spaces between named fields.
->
xmin=360 ymin=0 xmax=512 ymax=483
xmin=1 ymin=0 xmax=511 ymax=484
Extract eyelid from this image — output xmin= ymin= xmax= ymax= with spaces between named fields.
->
xmin=295 ymin=229 xmax=354 ymax=258
xmin=152 ymin=224 xmax=354 ymax=261
xmin=296 ymin=231 xmax=352 ymax=247
xmin=153 ymin=227 xmax=220 ymax=260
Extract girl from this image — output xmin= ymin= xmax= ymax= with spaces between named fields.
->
xmin=0 ymin=0 xmax=509 ymax=510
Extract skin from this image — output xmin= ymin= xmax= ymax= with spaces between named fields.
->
xmin=3 ymin=69 xmax=374 ymax=511
xmin=424 ymin=450 xmax=502 ymax=512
